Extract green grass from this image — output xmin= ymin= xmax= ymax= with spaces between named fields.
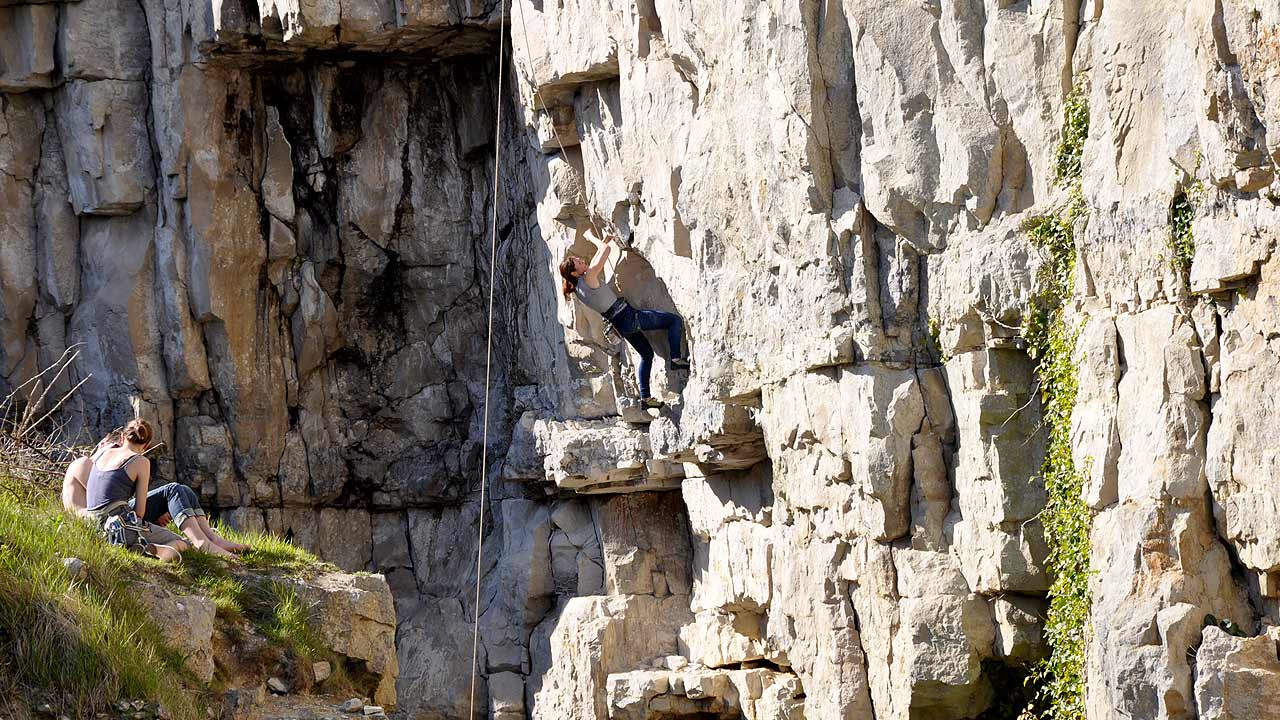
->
xmin=228 ymin=527 xmax=330 ymax=575
xmin=0 ymin=495 xmax=202 ymax=719
xmin=0 ymin=463 xmax=341 ymax=716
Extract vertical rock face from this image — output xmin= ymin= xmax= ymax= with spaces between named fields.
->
xmin=3 ymin=1 xmax=1280 ymax=719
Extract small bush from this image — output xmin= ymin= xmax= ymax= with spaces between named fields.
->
xmin=1167 ymin=192 xmax=1196 ymax=276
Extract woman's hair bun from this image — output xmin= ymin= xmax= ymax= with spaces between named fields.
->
xmin=123 ymin=418 xmax=153 ymax=447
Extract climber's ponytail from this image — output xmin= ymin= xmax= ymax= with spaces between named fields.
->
xmin=559 ymin=257 xmax=578 ymax=299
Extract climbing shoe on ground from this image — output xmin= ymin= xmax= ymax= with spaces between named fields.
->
xmin=669 ymin=358 xmax=690 ymax=371
xmin=642 ymin=397 xmax=665 ymax=410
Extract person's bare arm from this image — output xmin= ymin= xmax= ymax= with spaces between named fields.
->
xmin=133 ymin=457 xmax=151 ymax=519
xmin=583 ymin=228 xmax=614 ymax=288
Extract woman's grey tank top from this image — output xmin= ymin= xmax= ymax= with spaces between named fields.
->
xmin=85 ymin=454 xmax=140 ymax=510
xmin=574 ymin=279 xmax=620 ymax=315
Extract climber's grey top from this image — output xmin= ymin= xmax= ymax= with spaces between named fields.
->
xmin=575 ymin=278 xmax=620 ymax=315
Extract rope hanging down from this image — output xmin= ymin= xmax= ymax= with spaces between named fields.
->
xmin=468 ymin=4 xmax=605 ymax=715
xmin=467 ymin=0 xmax=507 ymax=715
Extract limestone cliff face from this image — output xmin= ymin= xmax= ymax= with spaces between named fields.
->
xmin=2 ymin=0 xmax=1280 ymax=718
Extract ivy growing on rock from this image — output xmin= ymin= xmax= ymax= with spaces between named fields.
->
xmin=1021 ymin=86 xmax=1092 ymax=720
xmin=1053 ymin=88 xmax=1089 ymax=183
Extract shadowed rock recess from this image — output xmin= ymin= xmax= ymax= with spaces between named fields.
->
xmin=2 ymin=0 xmax=1280 ymax=717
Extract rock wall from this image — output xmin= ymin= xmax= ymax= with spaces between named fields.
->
xmin=3 ymin=0 xmax=1280 ymax=718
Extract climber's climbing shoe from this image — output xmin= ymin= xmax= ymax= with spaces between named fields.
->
xmin=669 ymin=358 xmax=690 ymax=371
xmin=642 ymin=397 xmax=665 ymax=410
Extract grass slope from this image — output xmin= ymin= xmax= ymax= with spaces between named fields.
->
xmin=0 ymin=491 xmax=341 ymax=719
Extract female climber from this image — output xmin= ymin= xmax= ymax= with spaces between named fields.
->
xmin=559 ymin=224 xmax=689 ymax=409
xmin=75 ymin=419 xmax=248 ymax=561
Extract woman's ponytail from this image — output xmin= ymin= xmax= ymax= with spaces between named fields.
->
xmin=559 ymin=258 xmax=578 ymax=299
xmin=123 ymin=418 xmax=153 ymax=448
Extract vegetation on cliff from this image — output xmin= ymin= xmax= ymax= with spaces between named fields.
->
xmin=1022 ymin=85 xmax=1091 ymax=720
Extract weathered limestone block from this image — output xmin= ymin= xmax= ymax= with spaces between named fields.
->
xmin=292 ymin=261 xmax=342 ymax=378
xmin=892 ymin=548 xmax=997 ymax=718
xmin=482 ymin=500 xmax=555 ymax=673
xmin=520 ymin=417 xmax=683 ymax=493
xmin=397 ymin=598 xmax=477 ymax=720
xmin=594 ymin=492 xmax=691 ymax=597
xmin=261 ymin=107 xmax=295 ymax=223
xmin=0 ymin=94 xmax=42 ymax=380
xmin=0 ymin=6 xmax=58 ymax=91
xmin=407 ymin=503 xmax=479 ymax=601
xmin=175 ymin=415 xmax=236 ymax=503
xmin=1189 ymin=197 xmax=1279 ymax=293
xmin=845 ymin=0 xmax=1070 ymax=246
xmin=991 ymin=595 xmax=1048 ymax=664
xmin=543 ymin=150 xmax=588 ymax=220
xmin=33 ymin=120 xmax=80 ymax=312
xmin=606 ymin=667 xmax=804 ymax=720
xmin=489 ymin=670 xmax=526 ymax=720
xmin=681 ymin=467 xmax=772 ymax=536
xmin=690 ymin=519 xmax=770 ymax=613
xmin=316 ymin=508 xmax=373 ymax=571
xmin=910 ymin=416 xmax=951 ymax=550
xmin=1088 ymin=500 xmax=1254 ymax=719
xmin=650 ymin=395 xmax=768 ymax=472
xmin=927 ymin=220 xmax=1040 ymax=356
xmin=339 ymin=77 xmax=406 ymax=247
xmin=59 ymin=0 xmax=150 ymax=81
xmin=282 ymin=571 xmax=399 ymax=707
xmin=764 ymin=367 xmax=923 ymax=542
xmin=1072 ymin=316 xmax=1121 ymax=509
xmin=550 ymin=500 xmax=606 ymax=596
xmin=136 ymin=584 xmax=217 ymax=682
xmin=511 ymin=0 xmax=622 ymax=100
xmin=1195 ymin=626 xmax=1280 ymax=720
xmin=55 ymin=80 xmax=155 ymax=215
xmin=529 ymin=594 xmax=693 ymax=720
xmin=67 ymin=209 xmax=172 ymax=431
xmin=181 ymin=67 xmax=291 ymax=490
xmin=678 ymin=609 xmax=766 ymax=669
xmin=768 ymin=524 xmax=873 ymax=719
xmin=945 ymin=349 xmax=1048 ymax=593
xmin=1207 ymin=263 xmax=1280 ymax=577
xmin=1115 ymin=307 xmax=1208 ymax=503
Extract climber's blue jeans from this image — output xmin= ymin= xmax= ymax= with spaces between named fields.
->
xmin=610 ymin=306 xmax=684 ymax=399
xmin=130 ymin=482 xmax=206 ymax=528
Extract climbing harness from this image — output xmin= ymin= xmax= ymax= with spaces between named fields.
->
xmin=467 ymin=0 xmax=507 ymax=716
xmin=101 ymin=510 xmax=150 ymax=552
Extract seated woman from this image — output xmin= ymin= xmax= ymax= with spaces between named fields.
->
xmin=72 ymin=419 xmax=247 ymax=561
xmin=559 ymin=224 xmax=689 ymax=408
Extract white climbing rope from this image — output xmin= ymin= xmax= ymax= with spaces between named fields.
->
xmin=468 ymin=0 xmax=507 ymax=716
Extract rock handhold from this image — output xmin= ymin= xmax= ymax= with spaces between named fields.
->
xmin=1194 ymin=626 xmax=1280 ymax=720
xmin=312 ymin=660 xmax=332 ymax=683
xmin=339 ymin=698 xmax=364 ymax=713
xmin=266 ymin=677 xmax=289 ymax=695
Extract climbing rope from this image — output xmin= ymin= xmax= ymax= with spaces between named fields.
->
xmin=467 ymin=6 xmax=624 ymax=716
xmin=467 ymin=0 xmax=507 ymax=716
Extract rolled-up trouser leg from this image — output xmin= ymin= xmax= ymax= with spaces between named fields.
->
xmin=133 ymin=482 xmax=206 ymax=528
